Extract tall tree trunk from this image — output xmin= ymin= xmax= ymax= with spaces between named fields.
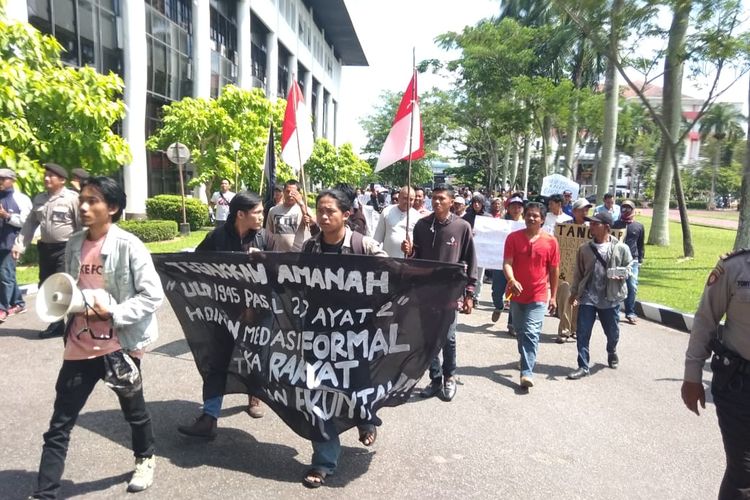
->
xmin=510 ymin=137 xmax=520 ymax=189
xmin=522 ymin=133 xmax=532 ymax=195
xmin=489 ymin=138 xmax=498 ymax=192
xmin=735 ymin=77 xmax=750 ymax=249
xmin=710 ymin=139 xmax=720 ymax=207
xmin=564 ymin=103 xmax=579 ymax=178
xmin=648 ymin=0 xmax=691 ymax=247
xmin=543 ymin=115 xmax=553 ymax=176
xmin=598 ymin=57 xmax=619 ymax=203
xmin=501 ymin=141 xmax=510 ymax=190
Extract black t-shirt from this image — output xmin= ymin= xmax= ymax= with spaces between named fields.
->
xmin=320 ymin=238 xmax=345 ymax=254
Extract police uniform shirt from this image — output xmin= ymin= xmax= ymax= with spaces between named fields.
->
xmin=16 ymin=187 xmax=80 ymax=250
xmin=685 ymin=250 xmax=750 ymax=383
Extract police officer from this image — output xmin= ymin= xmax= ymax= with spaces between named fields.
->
xmin=13 ymin=163 xmax=81 ymax=338
xmin=682 ymin=248 xmax=750 ymax=499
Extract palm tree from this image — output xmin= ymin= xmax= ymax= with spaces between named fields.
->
xmin=699 ymin=102 xmax=746 ymax=207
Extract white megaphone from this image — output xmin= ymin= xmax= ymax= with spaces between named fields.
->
xmin=37 ymin=273 xmax=116 ymax=323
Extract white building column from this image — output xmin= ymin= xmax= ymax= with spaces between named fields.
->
xmin=287 ymin=53 xmax=297 ymax=93
xmin=266 ymin=32 xmax=278 ymax=101
xmin=4 ymin=0 xmax=28 ymax=22
xmin=303 ymin=69 xmax=312 ymax=109
xmin=192 ymin=0 xmax=211 ymax=98
xmin=236 ymin=0 xmax=252 ymax=89
xmin=324 ymin=92 xmax=334 ymax=142
xmin=121 ymin=0 xmax=148 ymax=217
xmin=314 ymin=81 xmax=324 ymax=138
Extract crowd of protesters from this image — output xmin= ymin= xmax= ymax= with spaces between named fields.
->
xmin=18 ymin=165 xmax=746 ymax=497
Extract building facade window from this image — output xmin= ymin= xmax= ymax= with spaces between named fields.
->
xmin=209 ymin=0 xmax=237 ymax=98
xmin=27 ymin=0 xmax=122 ymax=75
xmin=250 ymin=15 xmax=268 ymax=90
xmin=145 ymin=0 xmax=192 ymax=196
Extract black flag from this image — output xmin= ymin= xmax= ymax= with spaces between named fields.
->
xmin=153 ymin=252 xmax=467 ymax=441
xmin=263 ymin=125 xmax=276 ymax=219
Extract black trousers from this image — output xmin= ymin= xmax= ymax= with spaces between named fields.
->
xmin=201 ymin=329 xmax=236 ymax=403
xmin=713 ymin=372 xmax=750 ymax=499
xmin=33 ymin=357 xmax=155 ymax=499
xmin=37 ymin=241 xmax=67 ymax=286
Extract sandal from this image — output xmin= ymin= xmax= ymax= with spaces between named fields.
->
xmin=302 ymin=469 xmax=327 ymax=489
xmin=358 ymin=425 xmax=377 ymax=447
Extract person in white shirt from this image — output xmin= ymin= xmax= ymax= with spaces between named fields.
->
xmin=266 ymin=180 xmax=315 ymax=251
xmin=209 ymin=179 xmax=235 ymax=226
xmin=372 ymin=186 xmax=419 ymax=257
xmin=543 ymin=194 xmax=573 ymax=234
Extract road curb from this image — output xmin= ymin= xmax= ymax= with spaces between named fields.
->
xmin=635 ymin=301 xmax=693 ymax=333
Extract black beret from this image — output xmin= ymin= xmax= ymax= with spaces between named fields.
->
xmin=44 ymin=163 xmax=68 ymax=179
xmin=71 ymin=168 xmax=90 ymax=180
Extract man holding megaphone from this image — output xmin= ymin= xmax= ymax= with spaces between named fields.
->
xmin=30 ymin=177 xmax=164 ymax=499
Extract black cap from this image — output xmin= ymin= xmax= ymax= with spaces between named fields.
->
xmin=71 ymin=168 xmax=90 ymax=181
xmin=591 ymin=211 xmax=613 ymax=226
xmin=44 ymin=163 xmax=68 ymax=179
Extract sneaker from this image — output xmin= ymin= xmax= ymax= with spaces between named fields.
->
xmin=491 ymin=309 xmax=501 ymax=322
xmin=177 ymin=413 xmax=217 ymax=439
xmin=127 ymin=456 xmax=155 ymax=492
xmin=246 ymin=396 xmax=265 ymax=419
xmin=608 ymin=352 xmax=619 ymax=369
xmin=507 ymin=325 xmax=516 ymax=337
xmin=625 ymin=316 xmax=637 ymax=325
xmin=420 ymin=379 xmax=443 ymax=398
xmin=0 ymin=310 xmax=7 ymax=322
xmin=7 ymin=305 xmax=27 ymax=316
xmin=520 ymin=375 xmax=534 ymax=388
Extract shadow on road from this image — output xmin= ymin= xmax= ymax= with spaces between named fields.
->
xmin=0 ymin=328 xmax=44 ymax=340
xmin=0 ymin=469 xmax=131 ymax=500
xmin=75 ymin=399 xmax=373 ymax=487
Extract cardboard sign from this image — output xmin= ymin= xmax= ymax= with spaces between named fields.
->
xmin=555 ymin=223 xmax=625 ymax=282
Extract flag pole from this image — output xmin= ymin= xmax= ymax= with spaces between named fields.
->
xmin=291 ymin=77 xmax=309 ymax=215
xmin=404 ymin=48 xmax=417 ymax=256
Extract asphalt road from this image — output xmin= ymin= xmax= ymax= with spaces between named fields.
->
xmin=1 ymin=286 xmax=723 ymax=500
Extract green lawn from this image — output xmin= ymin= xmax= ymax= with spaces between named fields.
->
xmin=689 ymin=210 xmax=739 ymax=222
xmin=637 ymin=216 xmax=737 ymax=314
xmin=17 ymin=229 xmax=210 ymax=286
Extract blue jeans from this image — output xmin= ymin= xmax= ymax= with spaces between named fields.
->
xmin=575 ymin=304 xmax=620 ymax=371
xmin=623 ymin=262 xmax=639 ymax=318
xmin=491 ymin=270 xmax=506 ymax=311
xmin=311 ymin=420 xmax=340 ymax=475
xmin=0 ymin=249 xmax=23 ymax=311
xmin=429 ymin=313 xmax=457 ymax=381
xmin=310 ymin=422 xmax=376 ymax=475
xmin=510 ymin=301 xmax=547 ymax=378
xmin=203 ymin=396 xmax=223 ymax=419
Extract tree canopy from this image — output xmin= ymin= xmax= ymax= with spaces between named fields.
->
xmin=0 ymin=8 xmax=130 ymax=196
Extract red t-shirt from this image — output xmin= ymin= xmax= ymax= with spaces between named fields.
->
xmin=504 ymin=230 xmax=560 ymax=304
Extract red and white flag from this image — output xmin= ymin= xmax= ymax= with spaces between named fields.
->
xmin=281 ymin=80 xmax=314 ymax=174
xmin=375 ymin=73 xmax=425 ymax=172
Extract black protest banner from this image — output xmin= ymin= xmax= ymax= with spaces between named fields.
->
xmin=153 ymin=252 xmax=467 ymax=441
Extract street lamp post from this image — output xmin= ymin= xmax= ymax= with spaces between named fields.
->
xmin=232 ymin=140 xmax=241 ymax=190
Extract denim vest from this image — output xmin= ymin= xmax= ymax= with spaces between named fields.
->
xmin=65 ymin=225 xmax=164 ymax=351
